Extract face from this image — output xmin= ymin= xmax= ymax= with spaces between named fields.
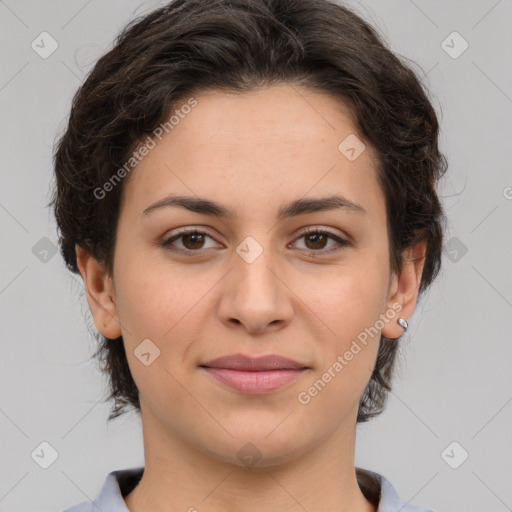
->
xmin=81 ymin=83 xmax=419 ymax=467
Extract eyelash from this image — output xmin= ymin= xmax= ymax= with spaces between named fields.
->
xmin=161 ymin=227 xmax=350 ymax=257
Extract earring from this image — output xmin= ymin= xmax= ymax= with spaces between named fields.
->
xmin=397 ymin=317 xmax=408 ymax=332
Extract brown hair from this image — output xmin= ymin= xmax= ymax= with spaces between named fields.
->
xmin=50 ymin=0 xmax=447 ymax=422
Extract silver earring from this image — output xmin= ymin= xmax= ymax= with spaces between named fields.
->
xmin=397 ymin=317 xmax=408 ymax=332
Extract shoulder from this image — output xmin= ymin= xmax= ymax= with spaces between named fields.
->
xmin=357 ymin=467 xmax=435 ymax=512
xmin=61 ymin=467 xmax=144 ymax=512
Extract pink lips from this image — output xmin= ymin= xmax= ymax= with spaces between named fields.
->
xmin=200 ymin=354 xmax=309 ymax=395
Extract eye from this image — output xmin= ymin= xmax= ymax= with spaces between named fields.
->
xmin=161 ymin=228 xmax=219 ymax=254
xmin=161 ymin=227 xmax=350 ymax=256
xmin=289 ymin=228 xmax=350 ymax=255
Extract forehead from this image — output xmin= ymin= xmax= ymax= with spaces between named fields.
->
xmin=120 ymin=83 xmax=384 ymax=223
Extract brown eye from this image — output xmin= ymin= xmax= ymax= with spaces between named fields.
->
xmin=304 ymin=232 xmax=329 ymax=250
xmin=290 ymin=229 xmax=350 ymax=255
xmin=162 ymin=229 xmax=219 ymax=254
xmin=180 ymin=232 xmax=206 ymax=250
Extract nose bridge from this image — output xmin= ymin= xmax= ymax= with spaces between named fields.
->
xmin=233 ymin=233 xmax=281 ymax=301
xmin=218 ymin=232 xmax=293 ymax=331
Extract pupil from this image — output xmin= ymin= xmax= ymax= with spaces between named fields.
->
xmin=184 ymin=233 xmax=204 ymax=249
xmin=307 ymin=233 xmax=326 ymax=249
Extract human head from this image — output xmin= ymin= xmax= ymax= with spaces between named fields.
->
xmin=50 ymin=0 xmax=447 ymax=426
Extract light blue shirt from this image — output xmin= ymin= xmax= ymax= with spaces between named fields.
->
xmin=62 ymin=466 xmax=434 ymax=512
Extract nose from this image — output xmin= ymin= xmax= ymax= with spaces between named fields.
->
xmin=217 ymin=243 xmax=294 ymax=335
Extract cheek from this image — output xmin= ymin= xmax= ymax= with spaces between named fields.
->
xmin=298 ymin=254 xmax=389 ymax=391
xmin=309 ymin=258 xmax=389 ymax=341
xmin=296 ymin=272 xmax=385 ymax=419
xmin=113 ymin=255 xmax=215 ymax=388
xmin=113 ymin=264 xmax=198 ymax=406
xmin=112 ymin=244 xmax=188 ymax=337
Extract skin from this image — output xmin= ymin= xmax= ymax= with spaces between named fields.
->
xmin=76 ymin=83 xmax=426 ymax=512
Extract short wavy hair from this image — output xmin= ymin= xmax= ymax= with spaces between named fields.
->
xmin=50 ymin=0 xmax=447 ymax=422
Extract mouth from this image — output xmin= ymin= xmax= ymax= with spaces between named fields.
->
xmin=199 ymin=353 xmax=310 ymax=395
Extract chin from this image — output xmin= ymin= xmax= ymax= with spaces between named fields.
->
xmin=204 ymin=437 xmax=306 ymax=469
xmin=197 ymin=422 xmax=308 ymax=469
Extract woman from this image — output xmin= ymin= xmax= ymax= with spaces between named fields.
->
xmin=51 ymin=0 xmax=447 ymax=510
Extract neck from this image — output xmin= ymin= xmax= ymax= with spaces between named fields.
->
xmin=124 ymin=406 xmax=377 ymax=512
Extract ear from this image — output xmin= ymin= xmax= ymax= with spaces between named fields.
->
xmin=75 ymin=244 xmax=122 ymax=339
xmin=381 ymin=239 xmax=427 ymax=339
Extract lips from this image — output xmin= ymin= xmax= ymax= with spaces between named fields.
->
xmin=200 ymin=354 xmax=309 ymax=395
xmin=201 ymin=353 xmax=308 ymax=371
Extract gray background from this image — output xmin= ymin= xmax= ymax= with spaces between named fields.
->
xmin=1 ymin=1 xmax=511 ymax=511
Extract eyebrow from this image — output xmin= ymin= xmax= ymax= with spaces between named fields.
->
xmin=141 ymin=194 xmax=366 ymax=220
